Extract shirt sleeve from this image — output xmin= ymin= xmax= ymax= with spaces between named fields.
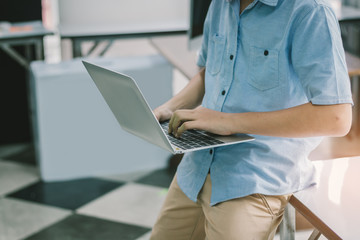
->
xmin=291 ymin=4 xmax=353 ymax=106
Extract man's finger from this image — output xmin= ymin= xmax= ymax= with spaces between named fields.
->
xmin=168 ymin=114 xmax=182 ymax=135
xmin=168 ymin=114 xmax=175 ymax=134
xmin=176 ymin=121 xmax=199 ymax=138
xmin=169 ymin=110 xmax=197 ymax=136
xmin=172 ymin=117 xmax=184 ymax=136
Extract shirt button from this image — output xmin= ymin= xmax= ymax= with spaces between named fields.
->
xmin=230 ymin=55 xmax=234 ymax=60
xmin=221 ymin=90 xmax=226 ymax=95
xmin=264 ymin=50 xmax=269 ymax=56
xmin=209 ymin=149 xmax=213 ymax=155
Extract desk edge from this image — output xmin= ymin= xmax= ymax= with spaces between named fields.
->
xmin=289 ymin=195 xmax=342 ymax=240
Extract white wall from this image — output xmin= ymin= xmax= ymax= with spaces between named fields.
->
xmin=58 ymin=0 xmax=189 ymax=33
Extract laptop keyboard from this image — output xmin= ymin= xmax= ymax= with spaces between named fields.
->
xmin=160 ymin=121 xmax=224 ymax=150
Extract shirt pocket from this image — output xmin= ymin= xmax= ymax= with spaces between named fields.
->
xmin=248 ymin=46 xmax=279 ymax=91
xmin=207 ymin=33 xmax=226 ymax=75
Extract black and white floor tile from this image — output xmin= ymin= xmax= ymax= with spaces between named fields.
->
xmin=0 ymin=144 xmax=323 ymax=240
xmin=0 ymin=144 xmax=174 ymax=240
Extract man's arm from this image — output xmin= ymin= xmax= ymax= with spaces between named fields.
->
xmin=169 ymin=102 xmax=352 ymax=138
xmin=154 ymin=68 xmax=206 ymax=122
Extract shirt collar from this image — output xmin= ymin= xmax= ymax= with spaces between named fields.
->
xmin=227 ymin=0 xmax=278 ymax=7
xmin=259 ymin=0 xmax=278 ymax=7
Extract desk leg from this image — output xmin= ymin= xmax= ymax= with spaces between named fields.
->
xmin=25 ymin=44 xmax=32 ymax=61
xmin=309 ymin=229 xmax=321 ymax=240
xmin=0 ymin=44 xmax=29 ymax=69
xmin=72 ymin=39 xmax=82 ymax=58
xmin=99 ymin=40 xmax=114 ymax=56
xmin=35 ymin=38 xmax=44 ymax=60
xmin=279 ymin=204 xmax=295 ymax=240
xmin=84 ymin=40 xmax=100 ymax=57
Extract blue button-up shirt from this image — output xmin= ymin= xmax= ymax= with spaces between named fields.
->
xmin=176 ymin=0 xmax=353 ymax=206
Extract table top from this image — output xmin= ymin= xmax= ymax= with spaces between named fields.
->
xmin=0 ymin=21 xmax=52 ymax=41
xmin=150 ymin=35 xmax=200 ymax=80
xmin=290 ymin=156 xmax=360 ymax=240
xmin=59 ymin=21 xmax=187 ymax=39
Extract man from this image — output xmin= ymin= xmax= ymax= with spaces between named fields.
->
xmin=151 ymin=0 xmax=353 ymax=239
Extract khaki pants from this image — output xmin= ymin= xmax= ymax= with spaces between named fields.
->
xmin=151 ymin=174 xmax=291 ymax=240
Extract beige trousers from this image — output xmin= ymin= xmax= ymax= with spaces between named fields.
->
xmin=150 ymin=174 xmax=291 ymax=240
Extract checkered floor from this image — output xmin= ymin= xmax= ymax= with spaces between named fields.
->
xmin=0 ymin=143 xmax=176 ymax=240
xmin=0 ymin=143 xmax=325 ymax=240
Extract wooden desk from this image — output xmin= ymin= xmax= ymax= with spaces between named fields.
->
xmin=150 ymin=35 xmax=200 ymax=80
xmin=289 ymin=157 xmax=360 ymax=240
xmin=0 ymin=21 xmax=52 ymax=69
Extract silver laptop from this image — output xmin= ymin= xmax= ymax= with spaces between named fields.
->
xmin=83 ymin=61 xmax=254 ymax=154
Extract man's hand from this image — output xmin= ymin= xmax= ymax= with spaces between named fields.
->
xmin=168 ymin=106 xmax=232 ymax=138
xmin=167 ymin=103 xmax=352 ymax=139
xmin=153 ymin=105 xmax=173 ymax=122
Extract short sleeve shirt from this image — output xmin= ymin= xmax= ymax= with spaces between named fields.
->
xmin=176 ymin=0 xmax=354 ymax=206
